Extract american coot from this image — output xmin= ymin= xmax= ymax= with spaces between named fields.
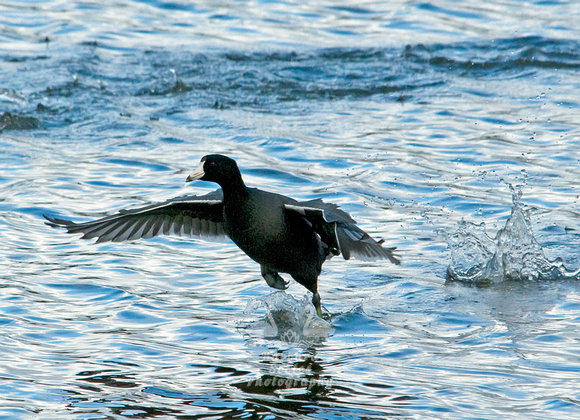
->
xmin=45 ymin=154 xmax=400 ymax=317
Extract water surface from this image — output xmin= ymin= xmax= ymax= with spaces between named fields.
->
xmin=1 ymin=0 xmax=580 ymax=418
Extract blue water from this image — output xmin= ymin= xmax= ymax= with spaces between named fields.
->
xmin=1 ymin=1 xmax=580 ymax=418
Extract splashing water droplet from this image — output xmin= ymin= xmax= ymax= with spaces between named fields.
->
xmin=239 ymin=292 xmax=334 ymax=344
xmin=445 ymin=186 xmax=580 ymax=284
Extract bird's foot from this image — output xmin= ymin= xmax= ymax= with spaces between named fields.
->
xmin=312 ymin=292 xmax=323 ymax=318
xmin=261 ymin=268 xmax=288 ymax=290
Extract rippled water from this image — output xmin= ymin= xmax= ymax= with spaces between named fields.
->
xmin=1 ymin=0 xmax=580 ymax=418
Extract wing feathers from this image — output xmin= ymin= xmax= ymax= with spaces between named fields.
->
xmin=45 ymin=190 xmax=225 ymax=244
xmin=285 ymin=202 xmax=400 ymax=265
xmin=46 ymin=188 xmax=399 ymax=264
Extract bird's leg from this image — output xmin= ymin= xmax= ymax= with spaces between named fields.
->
xmin=291 ymin=271 xmax=324 ymax=318
xmin=261 ymin=265 xmax=288 ymax=290
xmin=312 ymin=292 xmax=323 ymax=318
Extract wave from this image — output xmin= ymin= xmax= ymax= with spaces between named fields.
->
xmin=2 ymin=36 xmax=579 ymax=125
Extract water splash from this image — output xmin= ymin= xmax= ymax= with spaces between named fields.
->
xmin=238 ymin=292 xmax=334 ymax=346
xmin=446 ymin=186 xmax=580 ymax=284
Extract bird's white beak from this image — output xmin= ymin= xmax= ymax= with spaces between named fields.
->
xmin=186 ymin=161 xmax=205 ymax=182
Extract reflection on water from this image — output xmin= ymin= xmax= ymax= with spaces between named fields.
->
xmin=2 ymin=0 xmax=580 ymax=418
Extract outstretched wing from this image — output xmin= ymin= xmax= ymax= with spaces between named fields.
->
xmin=284 ymin=199 xmax=400 ymax=265
xmin=45 ymin=189 xmax=226 ymax=243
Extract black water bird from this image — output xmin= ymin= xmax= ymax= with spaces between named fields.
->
xmin=45 ymin=154 xmax=400 ymax=316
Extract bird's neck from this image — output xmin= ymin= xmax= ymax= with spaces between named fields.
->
xmin=220 ymin=176 xmax=249 ymax=205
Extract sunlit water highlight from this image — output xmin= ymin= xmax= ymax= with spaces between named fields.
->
xmin=1 ymin=0 xmax=580 ymax=419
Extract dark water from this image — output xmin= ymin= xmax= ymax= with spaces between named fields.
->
xmin=1 ymin=1 xmax=580 ymax=418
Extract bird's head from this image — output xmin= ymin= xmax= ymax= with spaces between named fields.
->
xmin=186 ymin=154 xmax=242 ymax=187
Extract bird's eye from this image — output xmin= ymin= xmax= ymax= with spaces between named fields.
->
xmin=208 ymin=161 xmax=217 ymax=168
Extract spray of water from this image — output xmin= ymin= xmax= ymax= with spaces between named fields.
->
xmin=239 ymin=292 xmax=334 ymax=345
xmin=446 ymin=186 xmax=580 ymax=284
